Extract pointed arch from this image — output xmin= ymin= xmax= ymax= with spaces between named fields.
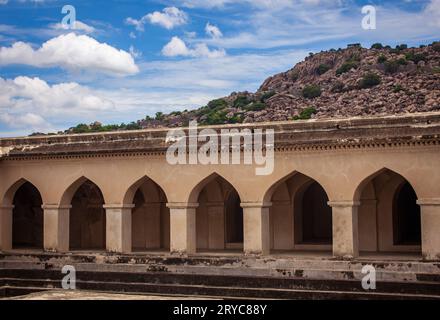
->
xmin=189 ymin=172 xmax=243 ymax=252
xmin=353 ymin=167 xmax=419 ymax=202
xmin=60 ymin=176 xmax=105 ymax=206
xmin=10 ymin=180 xmax=44 ymax=249
xmin=123 ymin=176 xmax=170 ymax=251
xmin=2 ymin=177 xmax=41 ymax=206
xmin=65 ymin=177 xmax=106 ymax=250
xmin=265 ymin=171 xmax=332 ymax=251
xmin=187 ymin=172 xmax=242 ymax=204
xmin=123 ymin=176 xmax=168 ymax=205
xmin=355 ymin=167 xmax=421 ymax=254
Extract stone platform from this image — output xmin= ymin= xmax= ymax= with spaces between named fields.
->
xmin=1 ymin=251 xmax=440 ymax=300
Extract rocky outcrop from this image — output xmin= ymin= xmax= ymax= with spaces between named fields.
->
xmin=65 ymin=42 xmax=440 ymax=134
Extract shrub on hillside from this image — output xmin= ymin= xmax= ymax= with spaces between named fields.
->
xmin=233 ymin=96 xmax=251 ymax=108
xmin=208 ymin=98 xmax=228 ymax=110
xmin=293 ymin=107 xmax=317 ymax=120
xmin=405 ymin=51 xmax=426 ymax=64
xmin=377 ymin=54 xmax=387 ymax=63
xmin=244 ymin=102 xmax=266 ymax=112
xmin=317 ymin=64 xmax=331 ymax=75
xmin=371 ymin=43 xmax=384 ymax=50
xmin=384 ymin=60 xmax=400 ymax=74
xmin=302 ymin=84 xmax=322 ymax=99
xmin=336 ymin=61 xmax=359 ymax=75
xmin=260 ymin=91 xmax=276 ymax=103
xmin=359 ymin=73 xmax=381 ymax=89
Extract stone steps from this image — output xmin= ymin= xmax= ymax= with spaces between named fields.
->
xmin=1 ymin=259 xmax=439 ymax=283
xmin=1 ymin=268 xmax=440 ymax=298
xmin=1 ymin=252 xmax=440 ymax=299
xmin=1 ymin=277 xmax=440 ymax=300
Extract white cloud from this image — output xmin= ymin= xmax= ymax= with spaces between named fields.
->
xmin=162 ymin=36 xmax=226 ymax=58
xmin=205 ymin=22 xmax=223 ymax=38
xmin=126 ymin=6 xmax=187 ymax=31
xmin=129 ymin=45 xmax=142 ymax=59
xmin=425 ymin=0 xmax=440 ymax=26
xmin=49 ymin=20 xmax=95 ymax=34
xmin=0 ymin=76 xmax=115 ymax=133
xmin=0 ymin=33 xmax=139 ymax=76
xmin=0 ymin=0 xmax=8 ymax=5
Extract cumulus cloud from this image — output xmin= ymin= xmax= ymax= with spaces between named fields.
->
xmin=0 ymin=33 xmax=139 ymax=76
xmin=205 ymin=22 xmax=223 ymax=38
xmin=126 ymin=6 xmax=188 ymax=31
xmin=162 ymin=36 xmax=226 ymax=58
xmin=0 ymin=76 xmax=115 ymax=132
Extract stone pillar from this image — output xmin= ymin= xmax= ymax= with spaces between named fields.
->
xmin=328 ymin=201 xmax=360 ymax=259
xmin=167 ymin=202 xmax=198 ymax=255
xmin=0 ymin=205 xmax=14 ymax=251
xmin=241 ymin=202 xmax=271 ymax=255
xmin=207 ymin=202 xmax=225 ymax=249
xmin=104 ymin=204 xmax=134 ymax=253
xmin=43 ymin=204 xmax=71 ymax=252
xmin=417 ymin=199 xmax=440 ymax=261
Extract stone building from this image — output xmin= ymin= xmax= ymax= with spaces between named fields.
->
xmin=0 ymin=112 xmax=439 ymax=263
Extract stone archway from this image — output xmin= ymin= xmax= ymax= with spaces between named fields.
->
xmin=268 ymin=172 xmax=332 ymax=252
xmin=69 ymin=180 xmax=106 ymax=250
xmin=195 ymin=175 xmax=243 ymax=252
xmin=12 ymin=182 xmax=43 ymax=249
xmin=357 ymin=169 xmax=421 ymax=254
xmin=131 ymin=179 xmax=170 ymax=252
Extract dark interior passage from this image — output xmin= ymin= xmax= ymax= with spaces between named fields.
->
xmin=12 ymin=182 xmax=43 ymax=249
xmin=225 ymin=190 xmax=243 ymax=244
xmin=393 ymin=182 xmax=421 ymax=245
xmin=69 ymin=180 xmax=106 ymax=250
xmin=301 ymin=182 xmax=332 ymax=244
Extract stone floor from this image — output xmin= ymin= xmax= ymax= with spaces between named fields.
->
xmin=6 ymin=290 xmax=214 ymax=300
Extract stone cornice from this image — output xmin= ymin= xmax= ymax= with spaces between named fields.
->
xmin=1 ymin=112 xmax=440 ymax=161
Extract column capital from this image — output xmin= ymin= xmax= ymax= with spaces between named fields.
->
xmin=417 ymin=198 xmax=440 ymax=206
xmin=42 ymin=204 xmax=72 ymax=210
xmin=167 ymin=202 xmax=199 ymax=209
xmin=241 ymin=201 xmax=272 ymax=209
xmin=328 ymin=200 xmax=360 ymax=208
xmin=103 ymin=204 xmax=135 ymax=210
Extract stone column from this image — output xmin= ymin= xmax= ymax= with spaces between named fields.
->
xmin=241 ymin=202 xmax=271 ymax=255
xmin=207 ymin=202 xmax=225 ymax=250
xmin=43 ymin=204 xmax=71 ymax=252
xmin=417 ymin=198 xmax=440 ymax=261
xmin=167 ymin=202 xmax=198 ymax=255
xmin=104 ymin=204 xmax=135 ymax=253
xmin=328 ymin=201 xmax=360 ymax=259
xmin=0 ymin=205 xmax=14 ymax=251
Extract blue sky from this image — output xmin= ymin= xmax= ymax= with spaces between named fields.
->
xmin=0 ymin=0 xmax=439 ymax=136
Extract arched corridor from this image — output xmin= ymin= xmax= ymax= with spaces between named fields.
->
xmin=357 ymin=169 xmax=421 ymax=254
xmin=195 ymin=175 xmax=243 ymax=252
xmin=131 ymin=179 xmax=170 ymax=251
xmin=12 ymin=182 xmax=43 ymax=249
xmin=269 ymin=173 xmax=332 ymax=252
xmin=69 ymin=180 xmax=106 ymax=250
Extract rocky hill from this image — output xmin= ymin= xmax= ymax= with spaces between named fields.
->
xmin=64 ymin=41 xmax=440 ymax=134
